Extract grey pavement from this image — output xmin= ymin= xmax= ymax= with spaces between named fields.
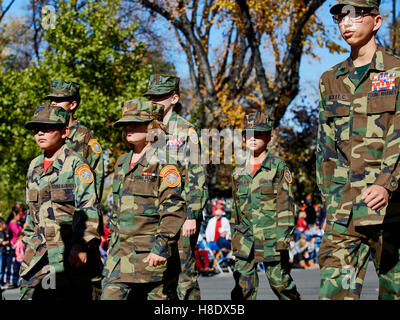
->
xmin=198 ymin=261 xmax=379 ymax=300
xmin=1 ymin=261 xmax=379 ymax=300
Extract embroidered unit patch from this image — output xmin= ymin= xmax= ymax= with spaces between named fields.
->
xmin=75 ymin=164 xmax=94 ymax=184
xmin=284 ymin=170 xmax=293 ymax=184
xmin=88 ymin=139 xmax=102 ymax=154
xmin=163 ymin=170 xmax=181 ymax=188
xmin=160 ymin=165 xmax=179 ymax=177
xmin=188 ymin=127 xmax=199 ymax=144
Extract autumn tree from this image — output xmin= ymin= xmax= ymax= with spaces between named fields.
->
xmin=134 ymin=0 xmax=345 ymax=128
xmin=132 ymin=0 xmax=346 ymax=197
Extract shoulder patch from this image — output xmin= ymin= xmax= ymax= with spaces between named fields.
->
xmin=75 ymin=164 xmax=94 ymax=184
xmin=188 ymin=127 xmax=199 ymax=145
xmin=160 ymin=165 xmax=179 ymax=177
xmin=88 ymin=139 xmax=102 ymax=154
xmin=284 ymin=170 xmax=293 ymax=184
xmin=162 ymin=169 xmax=181 ymax=188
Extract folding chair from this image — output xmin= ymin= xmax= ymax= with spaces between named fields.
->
xmin=203 ymin=240 xmax=233 ymax=273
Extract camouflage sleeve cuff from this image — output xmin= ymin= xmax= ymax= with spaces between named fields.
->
xmin=374 ymin=173 xmax=398 ymax=192
xmin=276 ymin=240 xmax=289 ymax=251
xmin=275 ymin=227 xmax=292 ymax=251
xmin=151 ymin=236 xmax=169 ymax=258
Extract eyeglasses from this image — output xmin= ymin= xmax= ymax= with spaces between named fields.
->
xmin=332 ymin=9 xmax=375 ymax=24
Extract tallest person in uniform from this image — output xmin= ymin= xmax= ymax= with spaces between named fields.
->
xmin=317 ymin=0 xmax=400 ymax=299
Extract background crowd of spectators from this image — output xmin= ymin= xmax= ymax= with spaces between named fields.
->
xmin=194 ymin=195 xmax=326 ymax=276
xmin=0 ymin=202 xmax=26 ymax=290
xmin=289 ymin=195 xmax=326 ymax=269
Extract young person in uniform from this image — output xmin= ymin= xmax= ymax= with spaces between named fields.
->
xmin=21 ymin=104 xmax=101 ymax=300
xmin=144 ymin=74 xmax=208 ymax=300
xmin=101 ymin=98 xmax=186 ymax=300
xmin=317 ymin=0 xmax=400 ymax=299
xmin=231 ymin=112 xmax=301 ymax=300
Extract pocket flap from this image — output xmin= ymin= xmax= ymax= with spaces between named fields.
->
xmin=28 ymin=190 xmax=38 ymax=202
xmin=261 ymin=186 xmax=276 ymax=195
xmin=324 ymin=103 xmax=350 ymax=117
xmin=51 ymin=188 xmax=74 ymax=202
xmin=367 ymin=91 xmax=397 ymax=114
xmin=131 ymin=181 xmax=157 ymax=197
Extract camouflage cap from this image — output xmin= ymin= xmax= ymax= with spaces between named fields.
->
xmin=44 ymin=80 xmax=80 ymax=100
xmin=330 ymin=0 xmax=380 ymax=15
xmin=243 ymin=112 xmax=274 ymax=133
xmin=113 ymin=98 xmax=165 ymax=128
xmin=25 ymin=104 xmax=70 ymax=130
xmin=143 ymin=74 xmax=180 ymax=97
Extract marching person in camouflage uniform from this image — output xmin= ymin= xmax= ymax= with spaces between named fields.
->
xmin=20 ymin=104 xmax=101 ymax=300
xmin=101 ymin=98 xmax=186 ymax=300
xmin=45 ymin=80 xmax=104 ymax=202
xmin=317 ymin=0 xmax=400 ymax=300
xmin=144 ymin=74 xmax=208 ymax=300
xmin=230 ymin=112 xmax=301 ymax=300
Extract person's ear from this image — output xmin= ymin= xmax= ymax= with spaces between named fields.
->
xmin=171 ymin=93 xmax=180 ymax=105
xmin=373 ymin=15 xmax=382 ymax=32
xmin=61 ymin=127 xmax=70 ymax=139
xmin=69 ymin=100 xmax=78 ymax=113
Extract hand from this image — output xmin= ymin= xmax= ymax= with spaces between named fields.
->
xmin=143 ymin=253 xmax=167 ymax=267
xmin=182 ymin=219 xmax=196 ymax=237
xmin=361 ymin=184 xmax=389 ymax=211
xmin=69 ymin=246 xmax=87 ymax=268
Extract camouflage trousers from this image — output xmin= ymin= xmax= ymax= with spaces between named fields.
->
xmin=175 ymin=219 xmax=202 ymax=300
xmin=318 ymin=218 xmax=400 ymax=300
xmin=231 ymin=250 xmax=301 ymax=300
xmin=20 ymin=255 xmax=93 ymax=301
xmin=101 ymin=275 xmax=177 ymax=300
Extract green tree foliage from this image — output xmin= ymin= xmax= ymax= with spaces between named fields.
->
xmin=0 ymin=0 xmax=170 ymax=213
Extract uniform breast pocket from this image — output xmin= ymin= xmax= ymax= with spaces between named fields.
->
xmin=324 ymin=102 xmax=351 ymax=141
xmin=260 ymin=186 xmax=277 ymax=211
xmin=51 ymin=188 xmax=75 ymax=216
xmin=130 ymin=182 xmax=158 ymax=215
xmin=366 ymin=91 xmax=397 ymax=138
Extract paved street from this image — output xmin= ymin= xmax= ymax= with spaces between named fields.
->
xmin=198 ymin=261 xmax=379 ymax=300
xmin=2 ymin=262 xmax=379 ymax=300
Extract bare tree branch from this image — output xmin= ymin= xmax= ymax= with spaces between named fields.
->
xmin=0 ymin=0 xmax=16 ymax=24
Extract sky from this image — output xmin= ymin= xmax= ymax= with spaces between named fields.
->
xmin=4 ymin=0 xmax=398 ymax=123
